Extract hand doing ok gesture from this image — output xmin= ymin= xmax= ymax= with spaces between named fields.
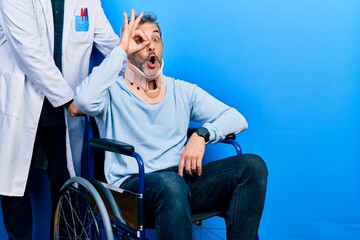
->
xmin=118 ymin=9 xmax=150 ymax=55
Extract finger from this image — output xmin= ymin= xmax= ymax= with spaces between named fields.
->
xmin=132 ymin=12 xmax=144 ymax=30
xmin=129 ymin=9 xmax=135 ymax=28
xmin=134 ymin=29 xmax=149 ymax=40
xmin=134 ymin=30 xmax=150 ymax=46
xmin=135 ymin=41 xmax=150 ymax=52
xmin=122 ymin=12 xmax=128 ymax=30
xmin=130 ymin=9 xmax=135 ymax=21
xmin=191 ymin=158 xmax=197 ymax=173
xmin=178 ymin=157 xmax=184 ymax=176
xmin=185 ymin=158 xmax=192 ymax=176
xmin=196 ymin=158 xmax=202 ymax=176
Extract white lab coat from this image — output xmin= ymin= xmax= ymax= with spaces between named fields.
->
xmin=0 ymin=0 xmax=119 ymax=196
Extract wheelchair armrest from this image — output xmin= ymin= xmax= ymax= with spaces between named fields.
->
xmin=187 ymin=128 xmax=237 ymax=141
xmin=90 ymin=138 xmax=135 ymax=156
xmin=224 ymin=133 xmax=236 ymax=140
xmin=90 ymin=138 xmax=145 ymax=194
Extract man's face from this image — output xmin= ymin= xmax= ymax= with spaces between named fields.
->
xmin=128 ymin=22 xmax=163 ymax=78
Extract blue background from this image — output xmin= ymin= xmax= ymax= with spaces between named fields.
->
xmin=1 ymin=0 xmax=359 ymax=239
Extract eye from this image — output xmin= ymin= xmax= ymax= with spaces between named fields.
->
xmin=134 ymin=36 xmax=144 ymax=44
xmin=153 ymin=37 xmax=160 ymax=42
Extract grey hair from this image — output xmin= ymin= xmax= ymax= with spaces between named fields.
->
xmin=123 ymin=12 xmax=162 ymax=38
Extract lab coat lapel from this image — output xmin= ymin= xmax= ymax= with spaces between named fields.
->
xmin=37 ymin=0 xmax=54 ymax=53
xmin=63 ymin=0 xmax=78 ymax=49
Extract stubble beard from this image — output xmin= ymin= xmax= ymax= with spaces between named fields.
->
xmin=129 ymin=56 xmax=161 ymax=79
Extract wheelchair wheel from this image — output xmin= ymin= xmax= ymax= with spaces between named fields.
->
xmin=193 ymin=221 xmax=260 ymax=240
xmin=52 ymin=177 xmax=114 ymax=240
xmin=193 ymin=224 xmax=226 ymax=240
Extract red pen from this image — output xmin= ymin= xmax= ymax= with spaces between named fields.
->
xmin=81 ymin=8 xmax=85 ymax=21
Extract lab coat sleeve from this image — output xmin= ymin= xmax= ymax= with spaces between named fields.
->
xmin=92 ymin=0 xmax=119 ymax=56
xmin=75 ymin=46 xmax=126 ymax=116
xmin=0 ymin=0 xmax=73 ymax=107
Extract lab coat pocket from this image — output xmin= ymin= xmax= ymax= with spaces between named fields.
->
xmin=75 ymin=16 xmax=89 ymax=32
xmin=0 ymin=69 xmax=25 ymax=119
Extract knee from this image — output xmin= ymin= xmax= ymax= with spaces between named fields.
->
xmin=246 ymin=154 xmax=268 ymax=175
xmin=147 ymin=173 xmax=190 ymax=208
xmin=242 ymin=153 xmax=268 ymax=186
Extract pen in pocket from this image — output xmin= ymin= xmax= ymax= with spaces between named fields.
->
xmin=80 ymin=7 xmax=88 ymax=21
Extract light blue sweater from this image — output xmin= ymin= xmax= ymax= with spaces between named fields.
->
xmin=75 ymin=46 xmax=248 ymax=187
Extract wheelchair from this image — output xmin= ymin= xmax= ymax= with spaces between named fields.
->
xmin=51 ymin=116 xmax=260 ymax=240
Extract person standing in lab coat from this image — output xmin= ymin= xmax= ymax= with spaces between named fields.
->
xmin=0 ymin=0 xmax=119 ymax=239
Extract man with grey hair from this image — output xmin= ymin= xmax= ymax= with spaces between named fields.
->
xmin=75 ymin=10 xmax=268 ymax=240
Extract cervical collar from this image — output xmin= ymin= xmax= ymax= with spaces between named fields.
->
xmin=124 ymin=60 xmax=165 ymax=104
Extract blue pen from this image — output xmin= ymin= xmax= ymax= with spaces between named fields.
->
xmin=85 ymin=7 xmax=88 ymax=21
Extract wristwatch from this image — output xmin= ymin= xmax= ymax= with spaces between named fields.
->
xmin=196 ymin=127 xmax=210 ymax=143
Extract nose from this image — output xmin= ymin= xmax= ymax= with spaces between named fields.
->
xmin=148 ymin=41 xmax=155 ymax=52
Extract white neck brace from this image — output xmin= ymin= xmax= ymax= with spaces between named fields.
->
xmin=124 ymin=60 xmax=165 ymax=104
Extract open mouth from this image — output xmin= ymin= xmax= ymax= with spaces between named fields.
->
xmin=147 ymin=55 xmax=158 ymax=69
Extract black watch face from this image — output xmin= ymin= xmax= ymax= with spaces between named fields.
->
xmin=197 ymin=127 xmax=209 ymax=142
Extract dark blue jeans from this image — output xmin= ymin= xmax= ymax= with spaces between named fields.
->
xmin=120 ymin=153 xmax=268 ymax=240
